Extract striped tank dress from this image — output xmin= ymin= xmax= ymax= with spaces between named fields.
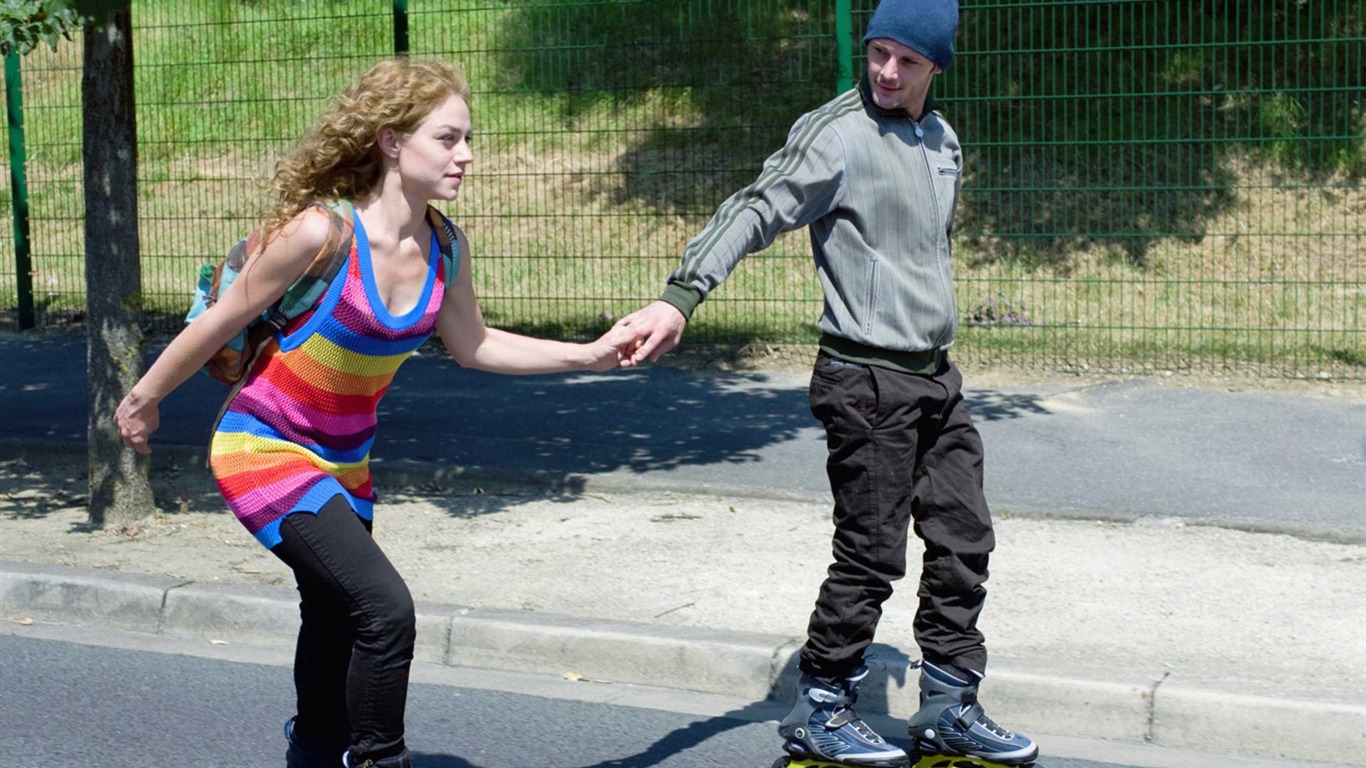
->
xmin=210 ymin=215 xmax=448 ymax=548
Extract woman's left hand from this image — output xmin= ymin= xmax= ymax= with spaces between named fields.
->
xmin=115 ymin=390 xmax=161 ymax=454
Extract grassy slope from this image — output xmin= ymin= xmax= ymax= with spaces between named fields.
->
xmin=0 ymin=0 xmax=1361 ymax=377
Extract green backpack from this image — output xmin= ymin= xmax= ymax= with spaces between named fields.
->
xmin=185 ymin=200 xmax=460 ymax=386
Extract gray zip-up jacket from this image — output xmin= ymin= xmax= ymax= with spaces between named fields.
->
xmin=660 ymin=75 xmax=962 ymax=369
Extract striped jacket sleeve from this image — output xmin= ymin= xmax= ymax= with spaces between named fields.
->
xmin=661 ymin=109 xmax=847 ymax=319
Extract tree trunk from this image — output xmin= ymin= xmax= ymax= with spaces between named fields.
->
xmin=83 ymin=3 xmax=154 ymax=528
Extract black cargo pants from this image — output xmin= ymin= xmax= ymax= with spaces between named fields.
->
xmin=800 ymin=352 xmax=994 ymax=684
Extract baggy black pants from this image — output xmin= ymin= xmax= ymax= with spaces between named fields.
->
xmin=270 ymin=495 xmax=416 ymax=759
xmin=800 ymin=353 xmax=994 ymax=684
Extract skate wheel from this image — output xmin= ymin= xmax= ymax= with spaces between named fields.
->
xmin=769 ymin=757 xmax=792 ymax=768
xmin=912 ymin=756 xmax=1033 ymax=768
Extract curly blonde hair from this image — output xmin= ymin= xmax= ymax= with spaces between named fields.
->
xmin=263 ymin=57 xmax=471 ymax=236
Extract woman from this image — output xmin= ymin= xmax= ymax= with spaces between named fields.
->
xmin=115 ymin=58 xmax=630 ymax=768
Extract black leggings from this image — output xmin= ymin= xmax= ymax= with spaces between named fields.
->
xmin=270 ymin=495 xmax=415 ymax=758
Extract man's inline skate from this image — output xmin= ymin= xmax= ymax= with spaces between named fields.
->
xmin=284 ymin=717 xmax=344 ymax=768
xmin=904 ymin=661 xmax=1038 ymax=768
xmin=770 ymin=666 xmax=911 ymax=768
xmin=285 ymin=717 xmax=412 ymax=768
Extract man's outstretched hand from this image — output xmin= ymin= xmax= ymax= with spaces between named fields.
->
xmin=614 ymin=300 xmax=687 ymax=367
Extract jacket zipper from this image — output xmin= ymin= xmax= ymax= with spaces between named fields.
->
xmin=913 ymin=116 xmax=956 ymax=349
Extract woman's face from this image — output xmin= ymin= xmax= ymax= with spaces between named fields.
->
xmin=394 ymin=93 xmax=474 ymax=202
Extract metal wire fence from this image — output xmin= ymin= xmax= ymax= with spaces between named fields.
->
xmin=2 ymin=0 xmax=1362 ymax=379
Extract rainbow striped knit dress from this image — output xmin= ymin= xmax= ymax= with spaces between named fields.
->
xmin=210 ymin=216 xmax=448 ymax=548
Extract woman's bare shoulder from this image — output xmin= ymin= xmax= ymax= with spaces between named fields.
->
xmin=263 ymin=205 xmax=341 ymax=261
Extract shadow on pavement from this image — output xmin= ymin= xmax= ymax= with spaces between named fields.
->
xmin=564 ymin=643 xmax=919 ymax=768
xmin=411 ymin=754 xmax=488 ymax=768
xmin=0 ymin=458 xmax=90 ymax=523
xmin=969 ymin=390 xmax=1052 ymax=423
xmin=0 ymin=330 xmax=1058 ymax=522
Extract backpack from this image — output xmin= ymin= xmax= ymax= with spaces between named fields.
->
xmin=186 ymin=200 xmax=461 ymax=387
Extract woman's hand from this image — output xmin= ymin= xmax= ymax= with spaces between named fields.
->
xmin=115 ymin=389 xmax=161 ymax=455
xmin=583 ymin=323 xmax=640 ymax=372
xmin=612 ymin=300 xmax=686 ymax=367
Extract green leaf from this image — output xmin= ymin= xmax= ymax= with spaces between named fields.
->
xmin=0 ymin=0 xmax=86 ymax=55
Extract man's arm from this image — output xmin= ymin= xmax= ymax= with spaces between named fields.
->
xmin=617 ymin=108 xmax=848 ymax=366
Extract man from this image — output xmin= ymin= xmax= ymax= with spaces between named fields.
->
xmin=616 ymin=1 xmax=1038 ymax=766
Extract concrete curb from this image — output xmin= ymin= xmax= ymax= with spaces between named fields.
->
xmin=3 ymin=562 xmax=1363 ymax=765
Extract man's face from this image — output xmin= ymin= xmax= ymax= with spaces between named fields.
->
xmin=866 ymin=37 xmax=942 ymax=118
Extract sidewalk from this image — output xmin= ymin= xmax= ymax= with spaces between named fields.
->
xmin=1 ymin=330 xmax=1364 ymax=765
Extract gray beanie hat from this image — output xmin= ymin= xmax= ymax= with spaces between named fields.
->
xmin=862 ymin=0 xmax=959 ymax=71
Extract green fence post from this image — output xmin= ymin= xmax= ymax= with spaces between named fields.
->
xmin=393 ymin=0 xmax=409 ymax=56
xmin=836 ymin=0 xmax=853 ymax=94
xmin=4 ymin=51 xmax=34 ymax=330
